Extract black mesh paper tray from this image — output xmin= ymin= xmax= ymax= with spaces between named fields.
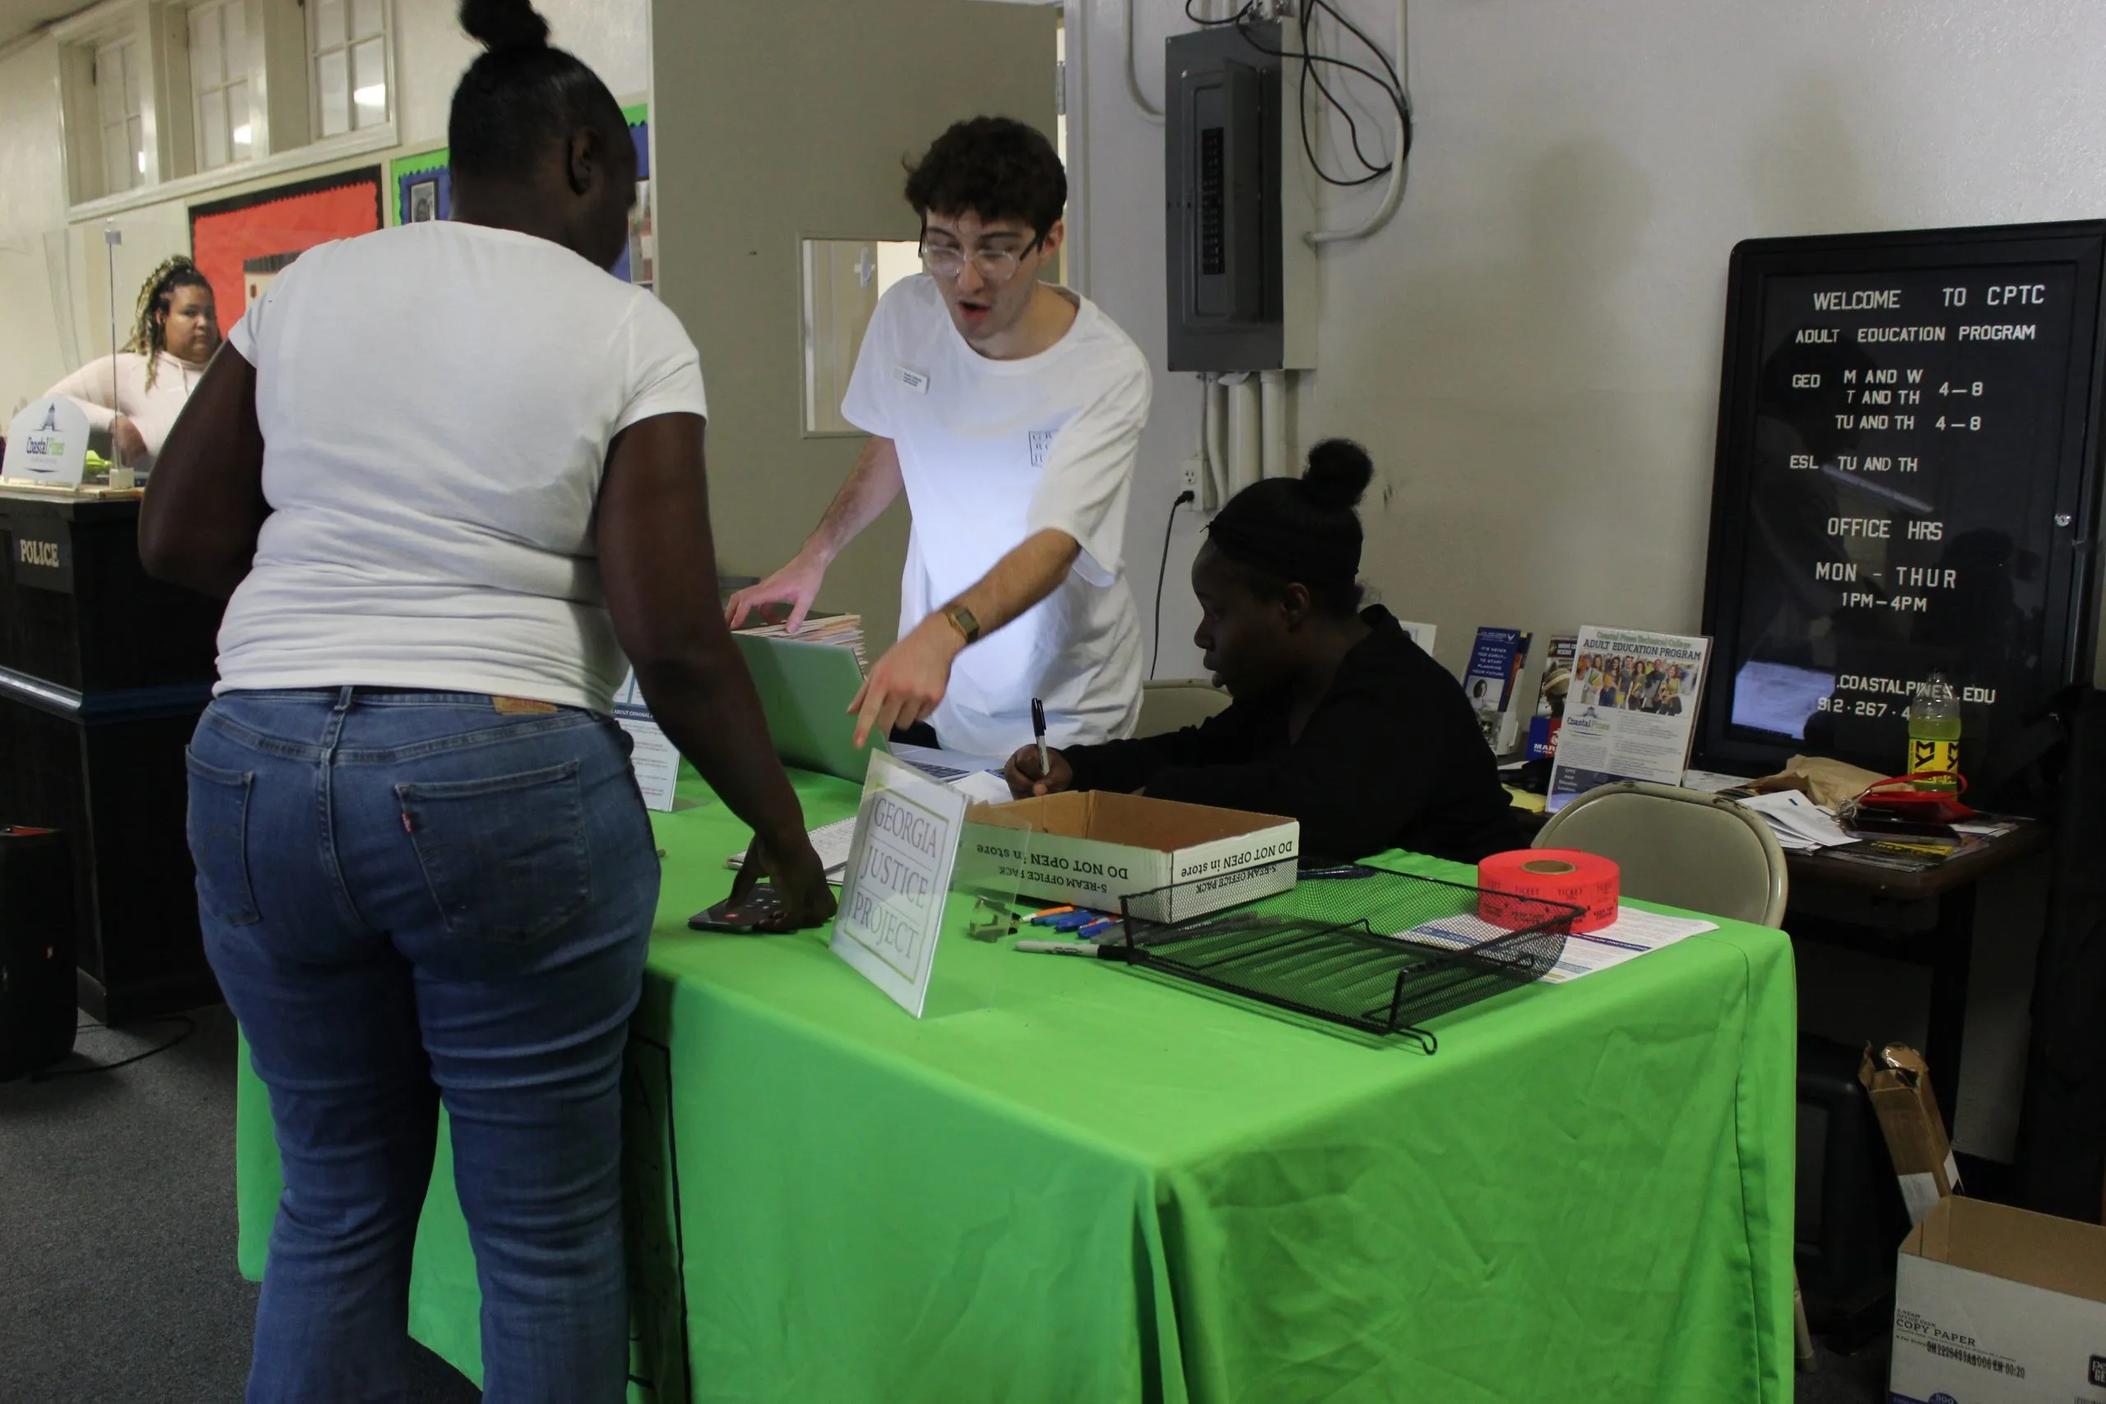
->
xmin=1109 ymin=860 xmax=1576 ymax=1052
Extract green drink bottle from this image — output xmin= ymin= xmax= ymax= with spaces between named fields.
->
xmin=1906 ymin=672 xmax=1961 ymax=791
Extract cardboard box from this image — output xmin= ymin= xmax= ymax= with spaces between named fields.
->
xmin=962 ymin=791 xmax=1299 ymax=922
xmin=1861 ymin=1043 xmax=1964 ymax=1224
xmin=1890 ymin=1195 xmax=2106 ymax=1404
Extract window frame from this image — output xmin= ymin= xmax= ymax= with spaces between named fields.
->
xmin=58 ymin=0 xmax=398 ymax=221
xmin=187 ymin=0 xmax=256 ymax=174
xmin=307 ymin=0 xmax=392 ymax=141
xmin=93 ymin=34 xmax=147 ymax=195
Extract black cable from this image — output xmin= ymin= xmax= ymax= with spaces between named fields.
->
xmin=1297 ymin=3 xmax=1398 ymax=178
xmin=1297 ymin=8 xmax=1389 ymax=185
xmin=1311 ymin=0 xmax=1406 ymax=109
xmin=38 ymin=1013 xmax=197 ymax=1079
xmin=1235 ymin=26 xmax=1411 ymax=139
xmin=1309 ymin=0 xmax=1414 ymax=163
xmin=1231 ymin=12 xmax=1414 ymax=186
xmin=1151 ymin=491 xmax=1196 ymax=680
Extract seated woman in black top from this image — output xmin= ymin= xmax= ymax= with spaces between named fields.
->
xmin=1004 ymin=440 xmax=1515 ymax=865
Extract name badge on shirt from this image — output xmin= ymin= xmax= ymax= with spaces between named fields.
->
xmin=896 ymin=365 xmax=930 ymax=395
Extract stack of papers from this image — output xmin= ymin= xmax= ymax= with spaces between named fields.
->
xmin=735 ymin=612 xmax=868 ymax=668
xmin=1404 ymin=905 xmax=1718 ymax=983
xmin=1735 ymin=789 xmax=1854 ymax=851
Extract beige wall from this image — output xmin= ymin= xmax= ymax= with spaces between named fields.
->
xmin=1093 ymin=0 xmax=2106 ymax=688
xmin=0 ymin=0 xmax=648 ymax=421
xmin=0 ymin=36 xmax=77 ymax=414
xmin=1079 ymin=0 xmax=2106 ymax=1158
xmin=651 ymin=0 xmax=1056 ymax=648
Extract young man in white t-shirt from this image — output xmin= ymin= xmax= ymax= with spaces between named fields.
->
xmin=727 ymin=117 xmax=1152 ymax=758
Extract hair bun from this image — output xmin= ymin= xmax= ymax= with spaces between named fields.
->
xmin=460 ymin=0 xmax=549 ymax=51
xmin=1301 ymin=438 xmax=1373 ymax=510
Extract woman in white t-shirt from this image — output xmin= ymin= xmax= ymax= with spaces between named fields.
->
xmin=140 ymin=4 xmax=830 ymax=1400
xmin=43 ymin=255 xmax=219 ymax=468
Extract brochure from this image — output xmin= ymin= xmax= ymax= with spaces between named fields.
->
xmin=1547 ymin=626 xmax=1711 ymax=812
xmin=1527 ymin=635 xmax=1578 ymax=760
xmin=1463 ymin=627 xmax=1533 ymax=755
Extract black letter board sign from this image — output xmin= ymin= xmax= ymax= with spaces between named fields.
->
xmin=1698 ymin=220 xmax=2106 ymax=780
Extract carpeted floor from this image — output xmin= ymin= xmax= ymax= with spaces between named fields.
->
xmin=2 ymin=1001 xmax=1896 ymax=1402
xmin=0 ymin=1003 xmax=476 ymax=1403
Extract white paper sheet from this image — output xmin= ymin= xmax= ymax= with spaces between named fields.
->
xmin=1737 ymin=788 xmax=1855 ymax=849
xmin=1681 ymin=768 xmax=1756 ymax=794
xmin=1404 ymin=904 xmax=1718 ymax=983
xmin=619 ymin=719 xmax=680 ymax=812
xmin=949 ymin=770 xmax=1017 ymax=806
xmin=726 ymin=815 xmax=860 ymax=882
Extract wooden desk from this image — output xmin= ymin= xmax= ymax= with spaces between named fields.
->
xmin=0 ymin=487 xmax=223 ymax=1021
xmin=1509 ymin=790 xmax=2048 ymax=1130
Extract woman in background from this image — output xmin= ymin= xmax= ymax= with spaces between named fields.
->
xmin=44 ymin=255 xmax=220 ymax=468
xmin=1006 ymin=440 xmax=1515 ymax=864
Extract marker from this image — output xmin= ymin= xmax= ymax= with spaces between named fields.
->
xmin=1045 ymin=910 xmax=1103 ymax=932
xmin=1076 ymin=917 xmax=1117 ymax=940
xmin=1031 ymin=697 xmax=1050 ymax=784
xmin=1016 ymin=939 xmax=1108 ymax=957
xmin=1024 ymin=905 xmax=1076 ymax=924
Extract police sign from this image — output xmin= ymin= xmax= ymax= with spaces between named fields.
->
xmin=8 ymin=520 xmax=72 ymax=592
xmin=3 ymin=397 xmax=90 ymax=489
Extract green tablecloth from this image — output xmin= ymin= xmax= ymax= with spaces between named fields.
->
xmin=235 ymin=766 xmax=1796 ymax=1402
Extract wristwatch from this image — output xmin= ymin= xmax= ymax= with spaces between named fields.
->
xmin=942 ymin=603 xmax=981 ymax=644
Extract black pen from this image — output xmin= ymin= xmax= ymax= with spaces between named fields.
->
xmin=1031 ymin=697 xmax=1050 ymax=781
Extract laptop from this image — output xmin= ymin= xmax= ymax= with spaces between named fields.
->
xmin=730 ymin=632 xmax=991 ymax=786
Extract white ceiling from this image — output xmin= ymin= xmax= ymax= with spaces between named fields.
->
xmin=0 ymin=0 xmax=98 ymax=51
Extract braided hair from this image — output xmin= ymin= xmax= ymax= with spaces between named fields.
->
xmin=125 ymin=256 xmax=213 ymax=388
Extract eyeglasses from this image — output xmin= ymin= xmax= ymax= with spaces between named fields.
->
xmin=919 ymin=232 xmax=1045 ymax=284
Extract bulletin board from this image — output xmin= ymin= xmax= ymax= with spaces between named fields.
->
xmin=188 ymin=167 xmax=386 ymax=322
xmin=388 ymin=104 xmax=653 ymax=286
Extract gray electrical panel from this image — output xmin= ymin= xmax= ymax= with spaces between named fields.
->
xmin=1166 ymin=22 xmax=1314 ymax=372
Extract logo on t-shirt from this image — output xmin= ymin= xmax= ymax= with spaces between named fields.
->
xmin=895 ymin=365 xmax=930 ymax=394
xmin=1028 ymin=429 xmax=1056 ymax=468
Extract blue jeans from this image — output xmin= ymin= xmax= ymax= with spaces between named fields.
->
xmin=189 ymin=688 xmax=659 ymax=1403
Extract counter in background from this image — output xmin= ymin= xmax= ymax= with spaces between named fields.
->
xmin=0 ymin=486 xmax=224 ymax=1021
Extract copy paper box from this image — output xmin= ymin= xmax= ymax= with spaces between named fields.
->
xmin=962 ymin=792 xmax=1299 ymax=922
xmin=1890 ymin=1195 xmax=2106 ymax=1404
xmin=1860 ymin=1043 xmax=1963 ymax=1224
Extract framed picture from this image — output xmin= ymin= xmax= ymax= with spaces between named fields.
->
xmin=407 ymin=179 xmax=438 ymax=224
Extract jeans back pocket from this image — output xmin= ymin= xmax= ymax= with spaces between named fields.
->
xmin=186 ymin=750 xmax=263 ymax=927
xmin=396 ymin=761 xmax=591 ymax=943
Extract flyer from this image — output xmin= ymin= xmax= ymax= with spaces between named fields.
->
xmin=1463 ymin=627 xmax=1533 ymax=755
xmin=1547 ymin=627 xmax=1711 ymax=811
xmin=1528 ymin=635 xmax=1578 ymax=761
xmin=611 ymin=671 xmax=681 ymax=812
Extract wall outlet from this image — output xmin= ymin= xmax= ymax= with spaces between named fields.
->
xmin=1179 ymin=455 xmax=1214 ymax=511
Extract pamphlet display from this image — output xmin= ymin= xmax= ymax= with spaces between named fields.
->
xmin=610 ymin=671 xmax=680 ymax=812
xmin=1 ymin=399 xmax=89 ymax=490
xmin=1548 ymin=627 xmax=1711 ymax=812
xmin=832 ymin=753 xmax=968 ymax=1018
xmin=1463 ymin=627 xmax=1532 ymax=754
xmin=1528 ymin=635 xmax=1578 ymax=761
